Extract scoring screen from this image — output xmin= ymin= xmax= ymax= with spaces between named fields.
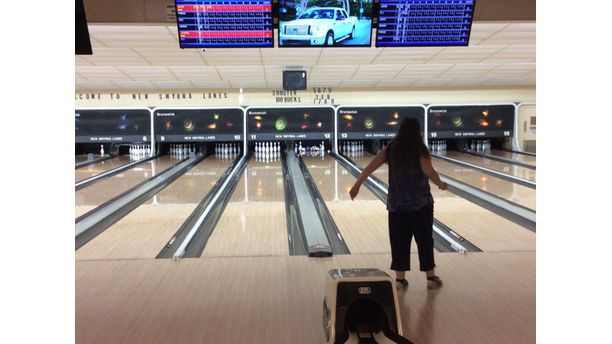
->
xmin=427 ymin=104 xmax=515 ymax=139
xmin=376 ymin=0 xmax=475 ymax=47
xmin=247 ymin=107 xmax=334 ymax=141
xmin=75 ymin=109 xmax=151 ymax=143
xmin=154 ymin=108 xmax=244 ymax=142
xmin=337 ymin=106 xmax=425 ymax=139
xmin=175 ymin=0 xmax=273 ymax=48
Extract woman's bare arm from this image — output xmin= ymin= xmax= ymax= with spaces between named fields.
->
xmin=420 ymin=153 xmax=447 ymax=190
xmin=349 ymin=147 xmax=387 ymax=199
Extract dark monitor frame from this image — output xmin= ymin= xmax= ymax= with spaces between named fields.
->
xmin=374 ymin=0 xmax=477 ymax=48
xmin=174 ymin=0 xmax=275 ymax=49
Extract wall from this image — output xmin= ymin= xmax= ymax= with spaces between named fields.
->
xmin=75 ymin=86 xmax=536 ymax=152
xmin=75 ymin=86 xmax=536 ymax=108
xmin=517 ymin=103 xmax=536 ymax=153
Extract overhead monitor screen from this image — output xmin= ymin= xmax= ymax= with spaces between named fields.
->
xmin=75 ymin=109 xmax=151 ymax=143
xmin=337 ymin=106 xmax=425 ymax=139
xmin=427 ymin=104 xmax=514 ymax=139
xmin=154 ymin=108 xmax=244 ymax=142
xmin=175 ymin=0 xmax=273 ymax=48
xmin=247 ymin=107 xmax=334 ymax=141
xmin=278 ymin=0 xmax=373 ymax=47
xmin=376 ymin=0 xmax=475 ymax=47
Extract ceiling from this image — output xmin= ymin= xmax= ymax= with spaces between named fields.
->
xmin=76 ymin=0 xmax=536 ymax=91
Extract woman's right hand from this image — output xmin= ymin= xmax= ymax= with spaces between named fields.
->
xmin=349 ymin=184 xmax=360 ymax=200
xmin=438 ymin=182 xmax=448 ymax=190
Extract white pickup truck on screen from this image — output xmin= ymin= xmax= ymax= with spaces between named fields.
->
xmin=280 ymin=7 xmax=357 ymax=46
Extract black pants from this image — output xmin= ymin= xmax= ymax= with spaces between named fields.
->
xmin=388 ymin=204 xmax=435 ymax=272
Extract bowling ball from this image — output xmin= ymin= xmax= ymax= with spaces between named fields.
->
xmin=275 ymin=117 xmax=287 ymax=131
xmin=364 ymin=119 xmax=374 ymax=129
xmin=184 ymin=119 xmax=195 ymax=132
xmin=451 ymin=116 xmax=463 ymax=128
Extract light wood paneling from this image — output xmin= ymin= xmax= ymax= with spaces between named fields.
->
xmin=302 ymin=156 xmax=336 ymax=202
xmin=75 ymin=156 xmax=177 ymax=218
xmin=76 ymin=158 xmax=232 ymax=260
xmin=444 ymin=151 xmax=536 ymax=182
xmin=75 ymin=155 xmax=134 ymax=182
xmin=432 ymin=157 xmax=536 ymax=210
xmin=203 ymin=159 xmax=288 ymax=257
xmin=203 ymin=202 xmax=289 ymax=257
xmin=307 ymin=156 xmax=411 ymax=254
xmin=76 ymin=252 xmax=535 ymax=344
xmin=354 ymin=153 xmax=535 ymax=251
xmin=490 ymin=149 xmax=536 ymax=165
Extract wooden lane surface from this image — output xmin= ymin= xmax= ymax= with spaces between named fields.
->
xmin=353 ymin=153 xmax=535 ymax=252
xmin=490 ymin=149 xmax=536 ymax=166
xmin=75 ymin=155 xmax=91 ymax=163
xmin=75 ymin=156 xmax=178 ymax=219
xmin=76 ymin=157 xmax=232 ymax=260
xmin=444 ymin=151 xmax=536 ymax=182
xmin=76 ymin=252 xmax=535 ymax=344
xmin=303 ymin=155 xmax=409 ymax=255
xmin=301 ymin=154 xmax=336 ymax=201
xmin=202 ymin=157 xmax=289 ymax=257
xmin=75 ymin=155 xmax=135 ymax=182
xmin=432 ymin=157 xmax=536 ymax=210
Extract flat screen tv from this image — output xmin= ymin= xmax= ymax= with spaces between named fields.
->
xmin=175 ymin=0 xmax=274 ymax=48
xmin=376 ymin=0 xmax=476 ymax=47
xmin=278 ymin=0 xmax=373 ymax=47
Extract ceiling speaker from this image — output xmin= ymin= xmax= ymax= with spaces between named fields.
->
xmin=283 ymin=70 xmax=307 ymax=91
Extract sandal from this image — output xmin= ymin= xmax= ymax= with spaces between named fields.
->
xmin=395 ymin=278 xmax=409 ymax=289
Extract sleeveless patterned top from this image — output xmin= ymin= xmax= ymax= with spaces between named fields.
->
xmin=386 ymin=148 xmax=433 ymax=212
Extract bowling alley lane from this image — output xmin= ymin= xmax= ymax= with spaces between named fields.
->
xmin=432 ymin=157 xmax=536 ymax=210
xmin=75 ymin=156 xmax=179 ymax=218
xmin=301 ymin=155 xmax=411 ymax=255
xmin=350 ymin=152 xmax=535 ymax=252
xmin=75 ymin=155 xmax=135 ymax=182
xmin=443 ymin=150 xmax=536 ymax=182
xmin=76 ymin=156 xmax=233 ymax=260
xmin=202 ymin=156 xmax=290 ymax=257
xmin=489 ymin=149 xmax=536 ymax=166
xmin=75 ymin=155 xmax=90 ymax=163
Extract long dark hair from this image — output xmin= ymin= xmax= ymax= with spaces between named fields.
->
xmin=386 ymin=118 xmax=429 ymax=168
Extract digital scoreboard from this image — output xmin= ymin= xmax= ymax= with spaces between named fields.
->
xmin=75 ymin=109 xmax=151 ymax=143
xmin=337 ymin=105 xmax=425 ymax=140
xmin=427 ymin=104 xmax=515 ymax=139
xmin=154 ymin=108 xmax=244 ymax=142
xmin=175 ymin=0 xmax=273 ymax=48
xmin=246 ymin=107 xmax=334 ymax=141
xmin=376 ymin=0 xmax=475 ymax=47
